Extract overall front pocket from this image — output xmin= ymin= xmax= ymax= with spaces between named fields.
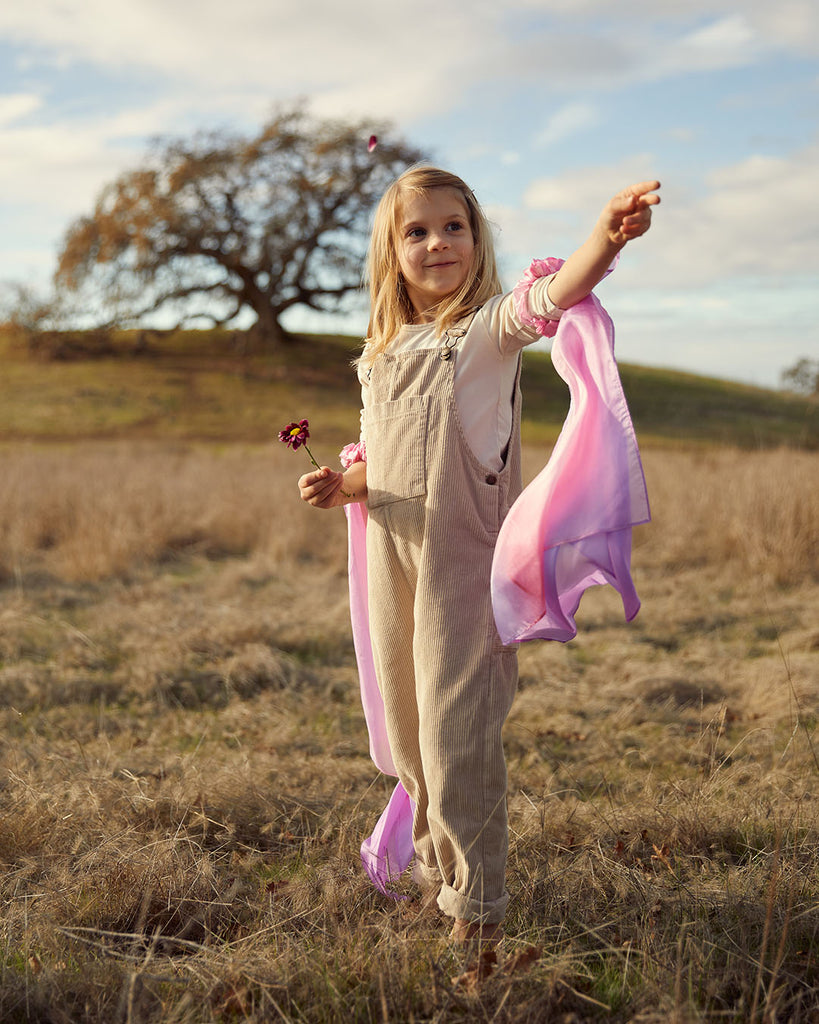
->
xmin=363 ymin=395 xmax=429 ymax=509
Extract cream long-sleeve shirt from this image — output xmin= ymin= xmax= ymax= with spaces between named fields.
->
xmin=359 ymin=275 xmax=563 ymax=473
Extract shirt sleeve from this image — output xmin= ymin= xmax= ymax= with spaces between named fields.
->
xmin=530 ymin=274 xmax=565 ymax=319
xmin=485 ymin=273 xmax=565 ymax=355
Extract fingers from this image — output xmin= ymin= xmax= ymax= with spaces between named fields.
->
xmin=624 ymin=180 xmax=661 ymax=206
xmin=619 ymin=207 xmax=654 ymax=239
xmin=629 ymin=179 xmax=661 ymax=198
xmin=298 ymin=467 xmax=342 ymax=508
xmin=299 ymin=467 xmax=329 ymax=487
xmin=612 ymin=181 xmax=661 ymax=215
xmin=605 ymin=180 xmax=660 ymax=242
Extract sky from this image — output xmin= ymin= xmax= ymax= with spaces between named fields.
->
xmin=0 ymin=0 xmax=817 ymax=388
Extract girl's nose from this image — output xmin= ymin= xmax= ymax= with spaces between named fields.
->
xmin=428 ymin=232 xmax=448 ymax=250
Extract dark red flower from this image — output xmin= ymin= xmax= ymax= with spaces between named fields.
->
xmin=278 ymin=419 xmax=310 ymax=450
xmin=368 ymin=134 xmax=378 ymax=153
xmin=278 ymin=418 xmax=350 ymax=496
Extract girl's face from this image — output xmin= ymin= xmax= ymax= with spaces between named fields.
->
xmin=396 ymin=188 xmax=475 ymax=322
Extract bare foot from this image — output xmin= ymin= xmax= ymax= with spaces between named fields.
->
xmin=451 ymin=942 xmax=541 ymax=991
xmin=450 ymin=918 xmax=503 ymax=947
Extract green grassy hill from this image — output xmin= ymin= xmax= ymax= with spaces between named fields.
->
xmin=1 ymin=327 xmax=815 ymax=449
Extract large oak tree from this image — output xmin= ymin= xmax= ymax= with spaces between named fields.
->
xmin=56 ymin=106 xmax=425 ymax=344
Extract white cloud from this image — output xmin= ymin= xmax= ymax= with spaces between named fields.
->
xmin=485 ymin=140 xmax=818 ymax=387
xmin=0 ymin=93 xmax=42 ymax=124
xmin=752 ymin=0 xmax=819 ymax=55
xmin=522 ymin=155 xmax=660 ymax=216
xmin=658 ymin=14 xmax=760 ymax=72
xmin=515 ymin=143 xmax=819 ymax=291
xmin=0 ymin=2 xmax=815 ymax=132
xmin=651 ymin=143 xmax=819 ymax=286
xmin=505 ymin=0 xmax=819 ymax=56
xmin=533 ymin=101 xmax=599 ymax=148
xmin=0 ymin=98 xmax=188 ymax=215
xmin=603 ymin=289 xmax=817 ymax=386
xmin=0 ymin=1 xmax=494 ymax=123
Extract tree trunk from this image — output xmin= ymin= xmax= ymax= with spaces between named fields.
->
xmin=251 ymin=304 xmax=291 ymax=346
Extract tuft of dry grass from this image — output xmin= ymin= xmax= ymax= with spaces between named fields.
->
xmin=0 ymin=442 xmax=349 ymax=584
xmin=1 ymin=440 xmax=818 ymax=1021
xmin=636 ymin=448 xmax=819 ymax=586
xmin=1 ymin=443 xmax=817 ymax=588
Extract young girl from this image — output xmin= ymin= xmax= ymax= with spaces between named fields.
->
xmin=298 ymin=166 xmax=659 ymax=944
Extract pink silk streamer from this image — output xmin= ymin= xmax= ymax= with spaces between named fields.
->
xmin=343 ymin=498 xmax=415 ymax=896
xmin=358 ymin=780 xmax=415 ymax=897
xmin=341 ymin=447 xmax=415 ymax=897
xmin=492 ymin=268 xmax=650 ymax=643
xmin=343 ymin=500 xmax=395 ymax=777
xmin=343 ymin=263 xmax=649 ymax=895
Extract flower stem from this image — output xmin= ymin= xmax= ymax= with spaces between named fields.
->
xmin=303 ymin=444 xmax=321 ymax=472
xmin=304 ymin=444 xmax=350 ymax=498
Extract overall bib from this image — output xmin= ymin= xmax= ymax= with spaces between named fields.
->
xmin=363 ymin=317 xmax=522 ymax=924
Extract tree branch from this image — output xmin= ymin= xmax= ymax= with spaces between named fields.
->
xmin=53 ymin=103 xmax=426 ymax=343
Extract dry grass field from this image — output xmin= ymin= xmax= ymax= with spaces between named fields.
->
xmin=0 ymin=437 xmax=817 ymax=1023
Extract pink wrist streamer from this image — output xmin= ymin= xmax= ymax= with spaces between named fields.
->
xmin=512 ymin=256 xmax=564 ymax=337
xmin=339 ymin=440 xmax=367 ymax=468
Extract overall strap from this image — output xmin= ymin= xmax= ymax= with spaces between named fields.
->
xmin=439 ymin=306 xmax=482 ymax=361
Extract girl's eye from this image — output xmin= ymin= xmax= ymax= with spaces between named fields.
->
xmin=407 ymin=227 xmax=426 ymax=238
xmin=447 ymin=221 xmax=465 ymax=232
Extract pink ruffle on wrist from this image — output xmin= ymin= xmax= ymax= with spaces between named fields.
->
xmin=339 ymin=440 xmax=367 ymax=468
xmin=512 ymin=257 xmax=565 ymax=338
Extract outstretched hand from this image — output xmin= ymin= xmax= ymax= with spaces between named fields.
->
xmin=599 ymin=181 xmax=660 ymax=246
xmin=546 ymin=179 xmax=661 ymax=310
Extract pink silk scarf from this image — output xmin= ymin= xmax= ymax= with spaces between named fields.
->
xmin=343 ymin=260 xmax=650 ymax=896
xmin=492 ymin=257 xmax=650 ymax=643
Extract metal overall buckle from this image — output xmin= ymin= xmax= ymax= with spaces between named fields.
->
xmin=439 ymin=305 xmax=481 ymax=360
xmin=439 ymin=328 xmax=464 ymax=361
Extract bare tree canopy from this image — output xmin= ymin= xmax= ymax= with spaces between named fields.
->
xmin=781 ymin=357 xmax=819 ymax=396
xmin=55 ymin=106 xmax=426 ymax=344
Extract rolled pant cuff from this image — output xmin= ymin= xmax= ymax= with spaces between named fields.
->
xmin=412 ymin=860 xmax=443 ymax=890
xmin=437 ymin=884 xmax=509 ymax=924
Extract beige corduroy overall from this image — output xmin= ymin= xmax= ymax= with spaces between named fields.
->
xmin=363 ymin=315 xmax=523 ymax=924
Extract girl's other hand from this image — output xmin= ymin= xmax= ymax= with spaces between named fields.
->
xmin=298 ymin=467 xmax=346 ymax=509
xmin=600 ymin=181 xmax=660 ymax=246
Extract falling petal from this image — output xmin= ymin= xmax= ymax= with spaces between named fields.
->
xmin=368 ymin=135 xmax=378 ymax=153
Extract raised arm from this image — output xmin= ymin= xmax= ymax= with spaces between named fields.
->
xmin=547 ymin=181 xmax=660 ymax=311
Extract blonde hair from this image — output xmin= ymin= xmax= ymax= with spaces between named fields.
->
xmin=361 ymin=166 xmax=501 ymax=365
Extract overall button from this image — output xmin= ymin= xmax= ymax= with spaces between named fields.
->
xmin=439 ymin=348 xmax=452 ymax=361
xmin=485 ymin=474 xmax=498 ymax=485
